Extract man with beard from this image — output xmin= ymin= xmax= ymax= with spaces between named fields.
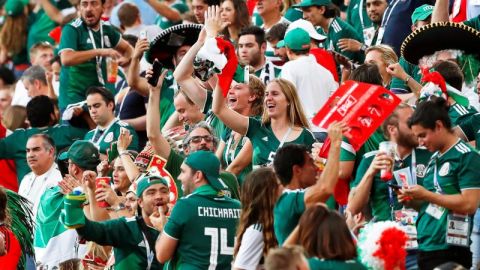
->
xmin=347 ymin=103 xmax=432 ymax=268
xmin=347 ymin=103 xmax=432 ymax=221
xmin=337 ymin=0 xmax=388 ymax=53
xmin=62 ymin=174 xmax=169 ymax=270
xmin=58 ymin=0 xmax=133 ymax=114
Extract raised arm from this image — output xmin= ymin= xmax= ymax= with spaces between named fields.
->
xmin=126 ymin=38 xmax=150 ymax=96
xmin=40 ymin=0 xmax=64 ymax=24
xmin=304 ymin=122 xmax=346 ymax=206
xmin=146 ymin=69 xmax=173 ymax=159
xmin=173 ymin=29 xmax=208 ymax=107
xmin=115 ymin=39 xmax=134 ymax=67
xmin=60 ymin=48 xmax=121 ymax=66
xmin=226 ymin=139 xmax=253 ymax=175
xmin=145 ymin=0 xmax=182 ymax=21
xmin=432 ymin=0 xmax=450 ymax=23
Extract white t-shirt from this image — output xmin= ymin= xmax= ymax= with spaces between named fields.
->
xmin=280 ymin=54 xmax=339 ymax=132
xmin=19 ymin=163 xmax=62 ymax=218
xmin=233 ymin=224 xmax=264 ymax=270
xmin=12 ymin=80 xmax=60 ymax=107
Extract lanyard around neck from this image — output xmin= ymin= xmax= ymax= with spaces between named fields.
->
xmin=381 ymin=0 xmax=400 ymax=27
xmin=87 ymin=21 xmax=105 ymax=85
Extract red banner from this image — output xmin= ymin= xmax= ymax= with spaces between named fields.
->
xmin=148 ymin=155 xmax=179 ymax=206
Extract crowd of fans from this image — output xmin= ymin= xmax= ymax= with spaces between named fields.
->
xmin=0 ymin=0 xmax=480 ymax=269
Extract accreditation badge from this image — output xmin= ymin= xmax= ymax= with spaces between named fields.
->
xmin=362 ymin=26 xmax=375 ymax=46
xmin=394 ymin=208 xmax=418 ymax=249
xmin=446 ymin=213 xmax=471 ymax=247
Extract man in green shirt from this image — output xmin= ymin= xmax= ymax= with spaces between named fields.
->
xmin=146 ymin=73 xmax=240 ymax=199
xmin=60 ymin=143 xmax=168 ymax=270
xmin=400 ymin=99 xmax=480 ymax=269
xmin=272 ymin=122 xmax=344 ymax=244
xmin=83 ymin=86 xmax=139 ymax=154
xmin=156 ymin=151 xmax=240 ymax=269
xmin=295 ymin=0 xmax=364 ymax=63
xmin=58 ymin=0 xmax=133 ymax=112
xmin=0 ymin=95 xmax=87 ymax=182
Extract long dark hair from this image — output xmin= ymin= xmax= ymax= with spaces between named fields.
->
xmin=298 ymin=205 xmax=357 ymax=260
xmin=234 ymin=168 xmax=279 ymax=257
xmin=220 ymin=0 xmax=251 ymax=39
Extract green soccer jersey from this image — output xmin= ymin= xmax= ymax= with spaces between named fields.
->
xmin=284 ymin=8 xmax=303 ymax=22
xmin=449 ymin=103 xmax=478 ymax=126
xmin=416 ymin=140 xmax=480 ymax=251
xmin=346 ymin=0 xmax=372 ymax=41
xmin=308 ymin=257 xmax=367 ymax=270
xmin=458 ymin=112 xmax=480 ymax=150
xmin=464 ymin=16 xmax=480 ymax=30
xmin=84 ymin=119 xmax=139 ymax=154
xmin=321 ymin=17 xmax=365 ymax=63
xmin=58 ymin=19 xmax=121 ymax=110
xmin=165 ymin=150 xmax=240 ymax=199
xmin=0 ymin=125 xmax=88 ymax=182
xmin=160 ymin=71 xmax=176 ymax=128
xmin=77 ymin=217 xmax=162 ymax=270
xmin=274 ymin=189 xmax=305 ymax=245
xmin=155 ymin=1 xmax=189 ymax=29
xmin=221 ymin=128 xmax=252 ymax=186
xmin=352 ymin=148 xmax=432 ymax=221
xmin=254 ymin=60 xmax=282 ymax=84
xmin=246 ymin=117 xmax=316 ymax=167
xmin=390 ymin=57 xmax=422 ymax=94
xmin=203 ymin=92 xmax=225 ymax=139
xmin=163 ymin=184 xmax=241 ymax=270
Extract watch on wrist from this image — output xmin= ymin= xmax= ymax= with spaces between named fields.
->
xmin=110 ymin=202 xmax=126 ymax=212
xmin=360 ymin=44 xmax=368 ymax=52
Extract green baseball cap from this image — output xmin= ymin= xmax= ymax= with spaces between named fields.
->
xmin=276 ymin=40 xmax=285 ymax=48
xmin=184 ymin=151 xmax=227 ymax=191
xmin=284 ymin=28 xmax=311 ymax=51
xmin=411 ymin=4 xmax=433 ymax=24
xmin=59 ymin=140 xmax=100 ymax=170
xmin=136 ymin=175 xmax=169 ymax=197
xmin=4 ymin=0 xmax=25 ymax=17
xmin=293 ymin=0 xmax=332 ymax=8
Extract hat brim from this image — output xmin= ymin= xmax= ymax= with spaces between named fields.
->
xmin=58 ymin=151 xmax=69 ymax=161
xmin=292 ymin=2 xmax=314 ymax=8
xmin=401 ymin=22 xmax=480 ymax=65
xmin=276 ymin=40 xmax=285 ymax=48
xmin=145 ymin=24 xmax=203 ymax=69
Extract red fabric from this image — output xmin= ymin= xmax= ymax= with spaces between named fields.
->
xmin=333 ymin=177 xmax=350 ymax=205
xmin=310 ymin=48 xmax=339 ymax=82
xmin=49 ymin=26 xmax=62 ymax=44
xmin=215 ymin=38 xmax=238 ymax=97
xmin=451 ymin=0 xmax=467 ymax=22
xmin=246 ymin=0 xmax=257 ymax=16
xmin=421 ymin=69 xmax=447 ymax=93
xmin=372 ymin=227 xmax=408 ymax=270
xmin=0 ymin=227 xmax=22 ymax=270
xmin=0 ymin=123 xmax=17 ymax=192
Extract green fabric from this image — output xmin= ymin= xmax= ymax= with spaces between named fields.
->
xmin=77 ymin=217 xmax=162 ymax=270
xmin=351 ymin=148 xmax=432 ymax=221
xmin=253 ymin=62 xmax=282 ymax=79
xmin=320 ymin=17 xmax=364 ymax=63
xmin=251 ymin=11 xmax=263 ymax=27
xmin=390 ymin=57 xmax=422 ymax=94
xmin=0 ymin=125 xmax=87 ymax=182
xmin=285 ymin=28 xmax=310 ymax=50
xmin=160 ymin=71 xmax=176 ymax=128
xmin=165 ymin=150 xmax=240 ymax=199
xmin=416 ymin=140 xmax=480 ymax=251
xmin=221 ymin=127 xmax=252 ymax=186
xmin=203 ymin=92 xmax=225 ymax=138
xmin=463 ymin=15 xmax=480 ymax=30
xmin=448 ymin=103 xmax=478 ymax=126
xmin=61 ymin=193 xmax=86 ymax=228
xmin=184 ymin=151 xmax=225 ymax=191
xmin=58 ymin=140 xmax=99 ymax=170
xmin=155 ymin=1 xmax=189 ymax=29
xmin=163 ymin=184 xmax=240 ymax=270
xmin=411 ymin=4 xmax=434 ymax=24
xmin=458 ymin=113 xmax=480 ymax=150
xmin=11 ymin=48 xmax=29 ymax=66
xmin=293 ymin=0 xmax=332 ymax=8
xmin=4 ymin=0 xmax=25 ymax=16
xmin=58 ymin=18 xmax=121 ymax=109
xmin=246 ymin=117 xmax=316 ymax=166
xmin=346 ymin=0 xmax=372 ymax=38
xmin=308 ymin=257 xmax=367 ymax=270
xmin=27 ymin=0 xmax=71 ymax=58
xmin=274 ymin=189 xmax=305 ymax=245
xmin=284 ymin=8 xmax=303 ymax=22
xmin=84 ymin=120 xmax=139 ymax=154
xmin=34 ymin=186 xmax=67 ymax=249
xmin=136 ymin=175 xmax=169 ymax=197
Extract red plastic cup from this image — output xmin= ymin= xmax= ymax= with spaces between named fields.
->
xmin=95 ymin=177 xmax=111 ymax=208
xmin=379 ymin=141 xmax=396 ymax=181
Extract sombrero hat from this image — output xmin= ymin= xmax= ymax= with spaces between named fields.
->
xmin=401 ymin=22 xmax=480 ymax=65
xmin=145 ymin=24 xmax=203 ymax=69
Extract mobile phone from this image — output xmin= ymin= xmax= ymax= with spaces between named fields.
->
xmin=387 ymin=183 xmax=402 ymax=190
xmin=148 ymin=59 xmax=163 ymax=87
xmin=140 ymin=30 xmax=147 ymax=40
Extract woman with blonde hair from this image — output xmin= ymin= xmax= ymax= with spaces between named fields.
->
xmin=216 ymin=74 xmax=265 ymax=184
xmin=364 ymin=44 xmax=398 ymax=87
xmin=233 ymin=167 xmax=280 ymax=269
xmin=212 ymin=77 xmax=315 ymax=168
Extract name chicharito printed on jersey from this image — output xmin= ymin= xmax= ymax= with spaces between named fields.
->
xmin=198 ymin=207 xmax=241 ymax=218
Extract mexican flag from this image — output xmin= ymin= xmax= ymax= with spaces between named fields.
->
xmin=34 ymin=186 xmax=86 ymax=267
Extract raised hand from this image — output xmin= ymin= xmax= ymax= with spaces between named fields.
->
xmin=204 ymin=5 xmax=229 ymax=38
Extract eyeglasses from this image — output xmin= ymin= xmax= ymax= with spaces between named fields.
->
xmin=189 ymin=135 xmax=214 ymax=144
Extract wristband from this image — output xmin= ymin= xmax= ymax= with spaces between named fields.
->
xmin=404 ymin=75 xmax=411 ymax=84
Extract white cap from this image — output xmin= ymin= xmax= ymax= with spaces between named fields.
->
xmin=286 ymin=19 xmax=326 ymax=41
